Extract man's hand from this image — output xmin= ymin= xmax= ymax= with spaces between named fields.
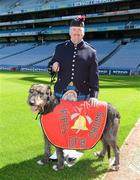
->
xmin=52 ymin=62 xmax=60 ymax=72
xmin=89 ymin=97 xmax=98 ymax=107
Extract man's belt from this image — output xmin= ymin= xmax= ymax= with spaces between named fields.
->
xmin=55 ymin=92 xmax=90 ymax=101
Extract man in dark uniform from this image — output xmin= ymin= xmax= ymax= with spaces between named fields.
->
xmin=48 ymin=16 xmax=99 ymax=105
xmin=45 ymin=16 xmax=99 ymax=165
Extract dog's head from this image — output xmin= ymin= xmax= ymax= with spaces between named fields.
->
xmin=28 ymin=84 xmax=52 ymax=113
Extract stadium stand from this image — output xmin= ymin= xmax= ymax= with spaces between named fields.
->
xmin=0 ymin=0 xmax=139 ymax=75
xmin=0 ymin=0 xmax=42 ymax=12
xmin=100 ymin=40 xmax=140 ymax=70
xmin=0 ymin=42 xmax=61 ymax=66
xmin=0 ymin=43 xmax=35 ymax=60
xmin=0 ymin=40 xmax=119 ymax=66
xmin=0 ymin=0 xmax=133 ymax=14
xmin=89 ymin=40 xmax=119 ymax=60
xmin=0 ymin=20 xmax=139 ymax=38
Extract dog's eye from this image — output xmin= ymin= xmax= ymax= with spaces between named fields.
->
xmin=30 ymin=89 xmax=34 ymax=93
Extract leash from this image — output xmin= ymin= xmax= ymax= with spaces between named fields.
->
xmin=50 ymin=65 xmax=59 ymax=87
xmin=35 ymin=112 xmax=41 ymax=120
xmin=50 ymin=72 xmax=57 ymax=85
xmin=35 ymin=112 xmax=43 ymax=130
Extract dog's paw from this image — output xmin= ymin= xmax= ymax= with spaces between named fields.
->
xmin=37 ymin=159 xmax=49 ymax=166
xmin=94 ymin=151 xmax=100 ymax=157
xmin=52 ymin=164 xmax=64 ymax=171
xmin=64 ymin=160 xmax=75 ymax=167
xmin=109 ymin=158 xmax=119 ymax=171
xmin=94 ymin=151 xmax=104 ymax=159
xmin=52 ymin=165 xmax=58 ymax=171
xmin=37 ymin=160 xmax=45 ymax=165
xmin=109 ymin=164 xmax=120 ymax=171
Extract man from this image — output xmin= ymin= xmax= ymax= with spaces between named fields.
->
xmin=45 ymin=16 xmax=99 ymax=164
xmin=48 ymin=16 xmax=99 ymax=104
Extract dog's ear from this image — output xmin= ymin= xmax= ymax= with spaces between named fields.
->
xmin=29 ymin=84 xmax=37 ymax=93
xmin=29 ymin=84 xmax=34 ymax=93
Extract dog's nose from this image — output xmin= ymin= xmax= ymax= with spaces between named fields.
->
xmin=29 ymin=101 xmax=35 ymax=106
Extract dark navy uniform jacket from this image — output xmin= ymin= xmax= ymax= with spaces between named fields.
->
xmin=48 ymin=40 xmax=99 ymax=98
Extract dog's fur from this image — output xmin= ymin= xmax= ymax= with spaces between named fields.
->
xmin=28 ymin=84 xmax=120 ymax=171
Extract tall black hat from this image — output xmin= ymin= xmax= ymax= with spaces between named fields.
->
xmin=70 ymin=15 xmax=86 ymax=27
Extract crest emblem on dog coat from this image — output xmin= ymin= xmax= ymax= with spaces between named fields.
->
xmin=41 ymin=100 xmax=107 ymax=150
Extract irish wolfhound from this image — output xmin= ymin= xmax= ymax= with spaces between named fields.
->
xmin=28 ymin=84 xmax=120 ymax=171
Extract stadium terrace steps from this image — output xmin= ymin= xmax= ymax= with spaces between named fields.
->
xmin=27 ymin=40 xmax=140 ymax=71
xmin=0 ymin=40 xmax=140 ymax=71
xmin=0 ymin=0 xmax=43 ymax=13
xmin=0 ymin=0 xmax=131 ymax=15
xmin=33 ymin=40 xmax=119 ymax=67
xmin=0 ymin=28 xmax=44 ymax=37
xmin=98 ymin=43 xmax=122 ymax=66
xmin=0 ymin=41 xmax=61 ymax=66
xmin=25 ymin=56 xmax=52 ymax=67
xmin=0 ymin=44 xmax=7 ymax=50
xmin=0 ymin=21 xmax=139 ymax=38
xmin=100 ymin=40 xmax=140 ymax=69
xmin=0 ymin=40 xmax=117 ymax=67
xmin=0 ymin=9 xmax=140 ymax=27
xmin=0 ymin=43 xmax=39 ymax=61
xmin=89 ymin=40 xmax=119 ymax=61
xmin=22 ymin=41 xmax=62 ymax=67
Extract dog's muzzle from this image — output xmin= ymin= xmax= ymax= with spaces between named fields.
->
xmin=29 ymin=101 xmax=35 ymax=106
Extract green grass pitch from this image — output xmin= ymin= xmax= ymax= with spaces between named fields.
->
xmin=0 ymin=71 xmax=140 ymax=180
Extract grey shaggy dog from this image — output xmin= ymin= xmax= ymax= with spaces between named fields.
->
xmin=28 ymin=84 xmax=120 ymax=171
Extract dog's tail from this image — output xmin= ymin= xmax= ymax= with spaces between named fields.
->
xmin=107 ymin=144 xmax=111 ymax=159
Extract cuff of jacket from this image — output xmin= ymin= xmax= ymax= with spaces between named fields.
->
xmin=47 ymin=66 xmax=54 ymax=75
xmin=90 ymin=91 xmax=99 ymax=98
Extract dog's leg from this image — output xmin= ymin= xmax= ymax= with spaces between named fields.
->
xmin=44 ymin=134 xmax=51 ymax=162
xmin=37 ymin=133 xmax=51 ymax=165
xmin=110 ymin=117 xmax=120 ymax=170
xmin=108 ymin=117 xmax=120 ymax=171
xmin=109 ymin=140 xmax=120 ymax=171
xmin=95 ymin=138 xmax=108 ymax=159
xmin=102 ymin=104 xmax=120 ymax=171
xmin=53 ymin=147 xmax=64 ymax=171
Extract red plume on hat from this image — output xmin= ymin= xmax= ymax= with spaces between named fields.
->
xmin=70 ymin=15 xmax=86 ymax=27
xmin=77 ymin=15 xmax=86 ymax=22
